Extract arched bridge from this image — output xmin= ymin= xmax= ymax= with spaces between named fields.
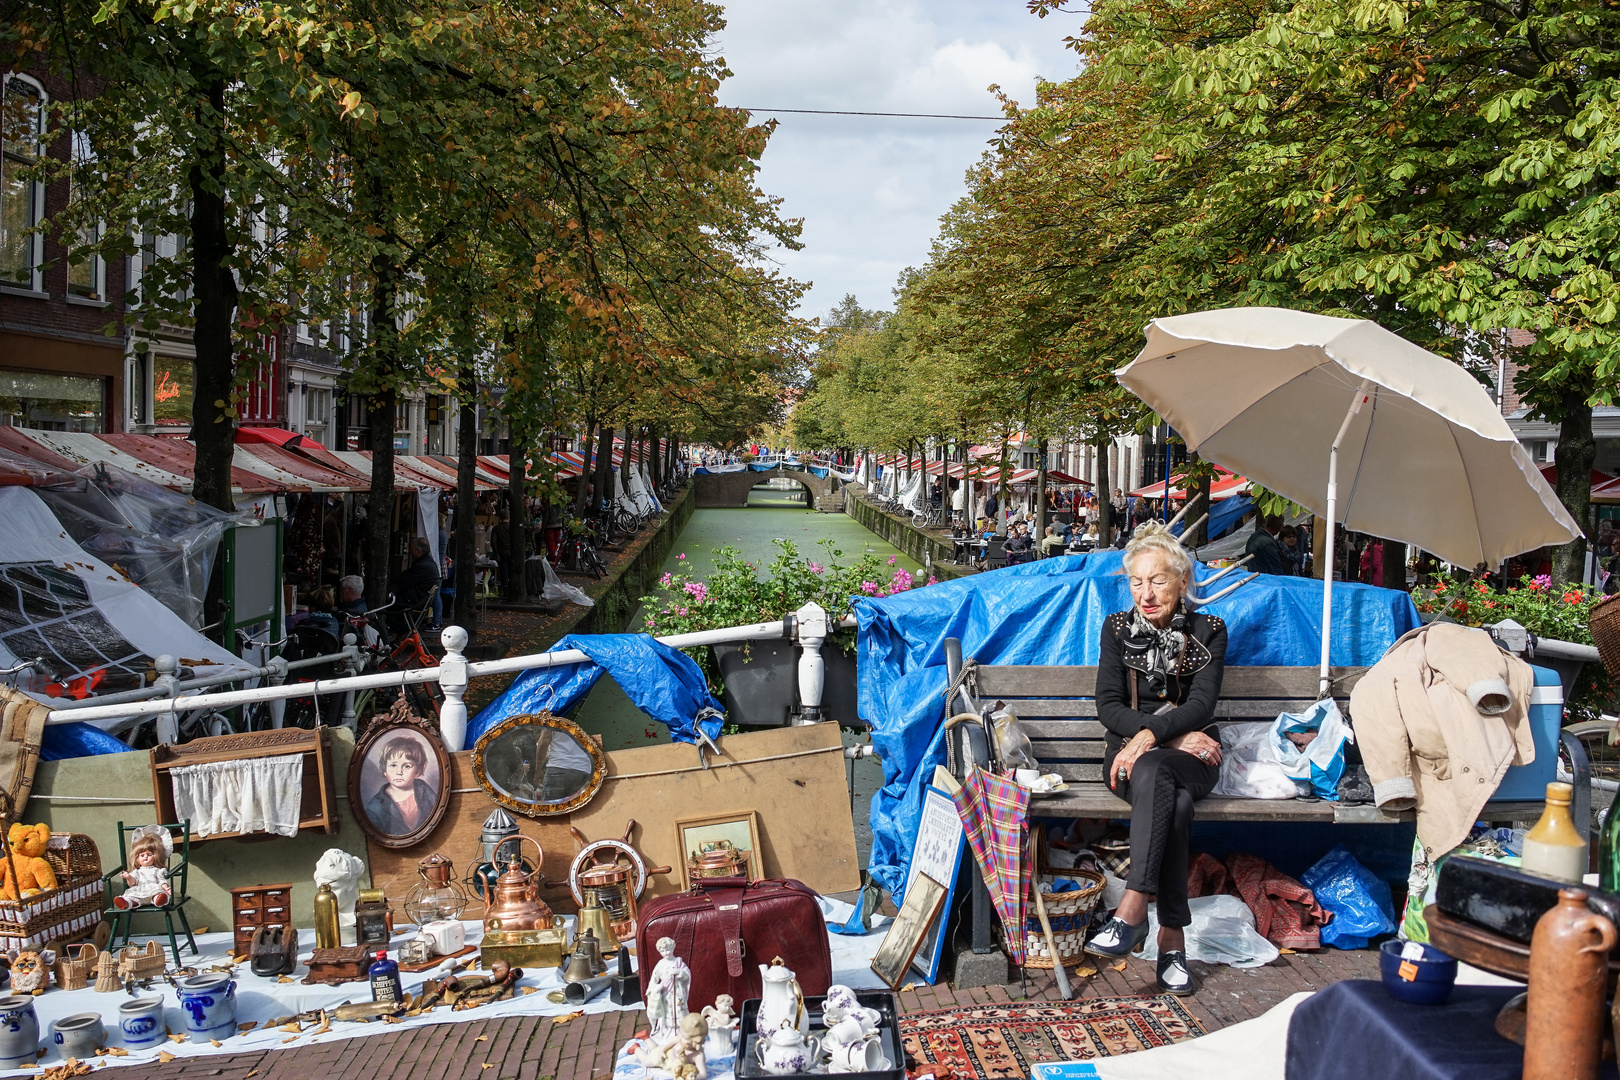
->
xmin=693 ymin=466 xmax=841 ymax=509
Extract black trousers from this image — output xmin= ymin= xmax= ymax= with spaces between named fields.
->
xmin=1113 ymin=747 xmax=1218 ymax=929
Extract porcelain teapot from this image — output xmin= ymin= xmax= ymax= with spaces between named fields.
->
xmin=754 ymin=1021 xmax=820 ymax=1076
xmin=757 ymin=957 xmax=807 ymax=1035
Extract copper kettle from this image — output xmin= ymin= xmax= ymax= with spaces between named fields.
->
xmin=482 ymin=837 xmax=552 ymax=933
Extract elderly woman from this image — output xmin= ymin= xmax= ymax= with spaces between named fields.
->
xmin=1083 ymin=521 xmax=1226 ymax=996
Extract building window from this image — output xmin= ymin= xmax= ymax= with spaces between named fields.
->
xmin=127 ymin=231 xmax=188 ymax=308
xmin=152 ymin=355 xmax=193 ymax=430
xmin=65 ymin=132 xmax=103 ymax=301
xmin=0 ymin=76 xmax=46 ymax=291
xmin=304 ymin=386 xmax=331 ymax=446
xmin=0 ymin=370 xmax=104 ymax=432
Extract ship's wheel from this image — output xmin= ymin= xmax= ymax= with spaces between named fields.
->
xmin=565 ymin=820 xmax=673 ymax=908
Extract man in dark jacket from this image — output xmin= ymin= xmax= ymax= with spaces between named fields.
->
xmin=1244 ymin=515 xmax=1286 ymax=575
xmin=396 ymin=538 xmax=441 ymax=626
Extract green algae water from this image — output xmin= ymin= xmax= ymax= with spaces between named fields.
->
xmin=570 ymin=481 xmax=920 ymax=752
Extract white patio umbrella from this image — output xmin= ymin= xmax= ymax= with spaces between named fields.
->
xmin=1116 ymin=307 xmax=1581 ymax=696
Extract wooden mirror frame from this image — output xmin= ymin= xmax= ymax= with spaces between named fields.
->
xmin=471 ymin=711 xmax=607 ymax=819
xmin=348 ymin=711 xmax=452 ymax=849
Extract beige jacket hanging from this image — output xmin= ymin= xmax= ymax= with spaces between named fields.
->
xmin=1349 ymin=622 xmax=1535 ymax=859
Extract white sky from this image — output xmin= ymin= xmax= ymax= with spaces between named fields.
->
xmin=714 ymin=0 xmax=1081 ymax=322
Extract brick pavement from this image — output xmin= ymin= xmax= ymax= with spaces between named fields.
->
xmin=103 ymin=947 xmax=1379 ymax=1080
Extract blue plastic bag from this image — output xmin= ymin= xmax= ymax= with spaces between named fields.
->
xmin=1301 ymin=845 xmax=1396 ymax=949
xmin=1270 ymin=697 xmax=1350 ymax=800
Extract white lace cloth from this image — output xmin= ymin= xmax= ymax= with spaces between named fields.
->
xmin=169 ymin=753 xmax=304 ymax=837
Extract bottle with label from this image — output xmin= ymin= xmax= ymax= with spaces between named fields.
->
xmin=1600 ymin=803 xmax=1620 ymax=893
xmin=1522 ymin=781 xmax=1588 ymax=885
xmin=313 ymin=881 xmax=340 ymax=950
xmin=369 ymin=950 xmax=402 ymax=1005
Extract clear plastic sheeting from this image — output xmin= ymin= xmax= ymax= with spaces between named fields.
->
xmin=535 ymin=555 xmax=593 ymax=608
xmin=1137 ymin=894 xmax=1281 ymax=968
xmin=37 ymin=461 xmax=250 ymax=628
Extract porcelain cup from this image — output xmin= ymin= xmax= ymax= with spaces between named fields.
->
xmin=118 ymin=997 xmax=165 ymax=1049
xmin=828 ymin=1036 xmax=889 ymax=1074
xmin=51 ymin=1013 xmax=105 ymax=1060
xmin=0 ymin=996 xmax=38 ymax=1069
xmin=825 ymin=1017 xmax=868 ymax=1048
xmin=1015 ymin=768 xmax=1041 ymax=786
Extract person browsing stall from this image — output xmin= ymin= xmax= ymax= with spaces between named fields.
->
xmin=1083 ymin=521 xmax=1227 ymax=998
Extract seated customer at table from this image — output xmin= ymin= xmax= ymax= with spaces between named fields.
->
xmin=1083 ymin=521 xmax=1227 ymax=998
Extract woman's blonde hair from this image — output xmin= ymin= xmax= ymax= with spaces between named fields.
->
xmin=1122 ymin=521 xmax=1193 ymax=581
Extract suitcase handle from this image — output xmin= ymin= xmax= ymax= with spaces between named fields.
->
xmin=693 ymin=876 xmax=749 ymax=891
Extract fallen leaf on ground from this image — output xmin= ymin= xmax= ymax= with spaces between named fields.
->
xmin=520 ymin=987 xmax=537 ymax=995
xmin=1110 ymin=960 xmax=1127 ymax=972
xmin=1279 ymin=948 xmax=1296 ymax=954
xmin=383 ymin=1016 xmax=402 ymax=1024
xmin=281 ymin=1036 xmax=298 ymax=1045
xmin=238 ymin=1021 xmax=257 ymax=1031
xmin=232 ymin=954 xmax=250 ymax=964
xmin=211 ymin=1039 xmax=221 ymax=1047
xmin=476 ymin=1035 xmax=489 ymax=1042
xmin=482 ymin=1065 xmax=494 ymax=1071
xmin=99 ymin=1048 xmax=128 ymax=1057
xmin=552 ymin=1011 xmax=584 ymax=1025
xmin=247 ymin=1072 xmax=258 ymax=1078
xmin=276 ymin=976 xmax=295 ymax=984
xmin=1073 ymin=965 xmax=1098 ymax=979
xmin=900 ymin=982 xmax=918 ymax=992
xmin=279 ymin=1022 xmax=302 ymax=1033
xmin=168 ymin=1034 xmax=187 ymax=1043
xmin=158 ymin=1052 xmax=175 ymax=1064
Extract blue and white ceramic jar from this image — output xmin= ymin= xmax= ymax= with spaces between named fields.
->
xmin=176 ymin=973 xmax=237 ymax=1039
xmin=118 ymin=997 xmax=165 ymax=1049
xmin=50 ymin=1012 xmax=105 ymax=1060
xmin=0 ymin=995 xmax=40 ymax=1069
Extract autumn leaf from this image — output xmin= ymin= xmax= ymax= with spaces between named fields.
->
xmin=158 ymin=1051 xmax=176 ymax=1063
xmin=1110 ymin=960 xmax=1127 ymax=972
xmin=1073 ymin=964 xmax=1098 ymax=979
xmin=476 ymin=1035 xmax=489 ymax=1042
xmin=553 ymin=1011 xmax=584 ymax=1024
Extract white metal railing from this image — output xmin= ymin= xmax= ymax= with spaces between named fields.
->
xmin=54 ymin=602 xmax=855 ymax=751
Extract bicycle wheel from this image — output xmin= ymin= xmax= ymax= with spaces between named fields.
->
xmin=584 ymin=545 xmax=607 ymax=579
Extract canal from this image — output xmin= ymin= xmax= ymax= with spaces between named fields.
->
xmin=570 ymin=479 xmax=910 ymax=864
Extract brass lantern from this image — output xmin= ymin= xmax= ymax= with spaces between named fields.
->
xmin=404 ymin=853 xmax=471 ymax=926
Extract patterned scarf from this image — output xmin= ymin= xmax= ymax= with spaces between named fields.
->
xmin=1124 ymin=605 xmax=1186 ymax=679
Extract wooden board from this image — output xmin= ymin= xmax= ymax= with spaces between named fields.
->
xmin=972 ymin=665 xmax=1367 ymax=699
xmin=365 ymin=723 xmax=859 ymax=917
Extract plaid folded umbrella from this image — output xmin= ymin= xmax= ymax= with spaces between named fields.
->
xmin=951 ymin=767 xmax=1029 ymax=965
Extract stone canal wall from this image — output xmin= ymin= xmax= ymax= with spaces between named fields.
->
xmin=570 ymin=483 xmax=696 ymax=635
xmin=844 ymin=490 xmax=974 ymax=580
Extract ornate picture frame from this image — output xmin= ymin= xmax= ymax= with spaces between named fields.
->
xmin=471 ymin=712 xmax=608 ymax=819
xmin=348 ymin=705 xmax=452 ymax=849
xmin=674 ymin=810 xmax=763 ymax=890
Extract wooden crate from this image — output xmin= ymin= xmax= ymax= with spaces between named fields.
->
xmin=231 ymin=882 xmax=293 ymax=958
xmin=150 ymin=728 xmax=337 ymax=842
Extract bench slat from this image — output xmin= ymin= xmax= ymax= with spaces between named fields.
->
xmin=1001 ymin=699 xmax=1341 ymax=719
xmin=974 ymin=665 xmax=1367 ymax=699
xmin=1029 ymin=739 xmax=1107 ymax=760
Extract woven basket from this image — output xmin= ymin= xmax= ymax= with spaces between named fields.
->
xmin=0 ymin=833 xmax=104 ymax=952
xmin=1591 ymin=593 xmax=1620 ymax=677
xmin=1022 ymin=865 xmax=1105 ymax=969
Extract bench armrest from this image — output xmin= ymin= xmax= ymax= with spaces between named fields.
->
xmin=1559 ymin=728 xmax=1594 ymax=840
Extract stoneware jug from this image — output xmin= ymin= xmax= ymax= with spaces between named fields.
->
xmin=177 ymin=972 xmax=238 ymax=1039
xmin=0 ymin=996 xmax=38 ymax=1069
xmin=1527 ymin=887 xmax=1616 ymax=1080
xmin=753 ymin=1022 xmax=819 ymax=1076
xmin=51 ymin=1013 xmax=105 ymax=1060
xmin=118 ymin=997 xmax=165 ymax=1049
xmin=757 ymin=958 xmax=807 ymax=1036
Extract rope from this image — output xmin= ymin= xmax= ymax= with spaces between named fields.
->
xmin=605 ymin=744 xmax=844 ymax=782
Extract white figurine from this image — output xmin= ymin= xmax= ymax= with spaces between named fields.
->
xmin=700 ymin=995 xmax=739 ymax=1057
xmin=313 ymin=848 xmax=366 ymax=946
xmin=645 ymin=936 xmax=692 ymax=1043
xmin=634 ymin=1014 xmax=708 ymax=1080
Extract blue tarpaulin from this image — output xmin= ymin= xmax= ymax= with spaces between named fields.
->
xmin=853 ymin=552 xmax=1421 ymax=900
xmin=1172 ymin=493 xmax=1252 ymax=542
xmin=468 ymin=633 xmax=724 ymax=746
xmin=41 ymin=721 xmax=135 ymax=760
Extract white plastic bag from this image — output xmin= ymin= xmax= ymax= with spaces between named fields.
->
xmin=1270 ymin=697 xmax=1353 ymax=799
xmin=1138 ymin=894 xmax=1281 ymax=969
xmin=1212 ymin=722 xmax=1298 ymax=799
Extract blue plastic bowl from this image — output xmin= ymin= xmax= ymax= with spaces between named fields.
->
xmin=1379 ymin=940 xmax=1458 ymax=1005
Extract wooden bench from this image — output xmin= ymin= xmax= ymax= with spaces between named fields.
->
xmin=970 ymin=663 xmax=1560 ymax=826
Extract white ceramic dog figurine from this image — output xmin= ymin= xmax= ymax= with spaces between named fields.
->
xmin=313 ymin=849 xmax=366 ymax=946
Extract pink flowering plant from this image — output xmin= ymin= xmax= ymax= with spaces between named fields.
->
xmin=641 ymin=538 xmax=929 ymax=661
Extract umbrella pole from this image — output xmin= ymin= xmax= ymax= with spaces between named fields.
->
xmin=1320 ymin=383 xmax=1373 ymax=698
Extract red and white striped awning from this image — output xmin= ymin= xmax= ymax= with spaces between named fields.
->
xmin=1130 ymin=468 xmax=1250 ymax=501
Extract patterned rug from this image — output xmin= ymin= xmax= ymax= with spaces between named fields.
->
xmin=900 ymin=997 xmax=1206 ymax=1079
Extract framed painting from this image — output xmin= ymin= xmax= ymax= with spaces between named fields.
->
xmin=348 ymin=709 xmax=451 ymax=848
xmin=471 ymin=711 xmax=608 ymax=818
xmin=907 ymin=785 xmax=967 ymax=984
xmin=870 ymin=872 xmax=948 ymax=991
xmin=675 ymin=811 xmax=763 ymax=889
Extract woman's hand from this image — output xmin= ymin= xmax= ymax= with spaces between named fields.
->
xmin=1167 ymin=730 xmax=1223 ymax=768
xmin=1111 ymin=729 xmax=1157 ymax=788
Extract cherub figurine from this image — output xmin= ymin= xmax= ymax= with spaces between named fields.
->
xmin=113 ymin=826 xmax=172 ymax=909
xmin=700 ymin=995 xmax=738 ymax=1056
xmin=644 ymin=936 xmax=691 ymax=1043
xmin=635 ymin=1013 xmax=708 ymax=1080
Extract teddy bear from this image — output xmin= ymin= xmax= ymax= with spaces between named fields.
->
xmin=0 ymin=823 xmax=58 ymax=900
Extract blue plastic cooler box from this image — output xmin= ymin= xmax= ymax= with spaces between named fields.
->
xmin=1488 ymin=664 xmax=1562 ymax=803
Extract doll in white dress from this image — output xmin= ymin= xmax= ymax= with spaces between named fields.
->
xmin=113 ymin=826 xmax=172 ymax=909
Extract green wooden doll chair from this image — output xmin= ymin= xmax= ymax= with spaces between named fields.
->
xmin=104 ymin=820 xmax=197 ymax=967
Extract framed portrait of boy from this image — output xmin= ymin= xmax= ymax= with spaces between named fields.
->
xmin=348 ymin=708 xmax=451 ymax=848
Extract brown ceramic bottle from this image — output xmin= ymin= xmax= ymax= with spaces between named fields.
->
xmin=1526 ymin=888 xmax=1615 ymax=1080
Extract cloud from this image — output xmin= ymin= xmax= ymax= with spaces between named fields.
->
xmin=715 ymin=0 xmax=1078 ymax=320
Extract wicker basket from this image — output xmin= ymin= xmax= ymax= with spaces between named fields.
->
xmin=1022 ymin=865 xmax=1105 ymax=969
xmin=0 ymin=833 xmax=104 ymax=953
xmin=1591 ymin=593 xmax=1620 ymax=677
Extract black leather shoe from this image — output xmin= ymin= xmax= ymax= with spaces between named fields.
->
xmin=1157 ymin=950 xmax=1197 ymax=996
xmin=1083 ymin=917 xmax=1149 ymax=959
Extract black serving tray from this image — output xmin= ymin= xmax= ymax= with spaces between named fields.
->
xmin=737 ymin=992 xmax=904 ymax=1080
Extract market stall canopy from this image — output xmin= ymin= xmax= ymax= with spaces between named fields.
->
xmin=1116 ymin=307 xmax=1581 ymax=568
xmin=331 ymin=451 xmax=452 ymax=491
xmin=1130 ymin=467 xmax=1250 ymax=501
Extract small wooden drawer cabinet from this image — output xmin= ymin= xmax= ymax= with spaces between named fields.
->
xmin=231 ymin=883 xmax=293 ymax=957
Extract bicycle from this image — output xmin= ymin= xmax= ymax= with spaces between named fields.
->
xmin=559 ymin=527 xmax=607 ymax=580
xmin=912 ymin=504 xmax=944 ymax=529
xmin=360 ymin=599 xmax=444 ymax=721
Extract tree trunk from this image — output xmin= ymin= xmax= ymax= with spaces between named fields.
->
xmin=187 ymin=76 xmax=240 ymax=513
xmin=592 ymin=421 xmax=614 ymax=517
xmin=1035 ymin=438 xmax=1049 ymax=542
xmin=1553 ymin=389 xmax=1596 ymax=586
xmin=1383 ymin=541 xmax=1408 ymax=592
xmin=1094 ymin=436 xmax=1112 ymax=545
xmin=453 ymin=363 xmax=478 ymax=631
xmin=1188 ymin=453 xmax=1212 ymax=548
xmin=361 ymin=251 xmax=400 ymax=611
xmin=507 ymin=420 xmax=529 ymax=602
xmin=997 ymin=435 xmax=1010 ymax=534
xmin=574 ymin=417 xmax=595 ymax=514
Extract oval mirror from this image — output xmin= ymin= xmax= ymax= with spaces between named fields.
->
xmin=471 ymin=711 xmax=607 ymax=818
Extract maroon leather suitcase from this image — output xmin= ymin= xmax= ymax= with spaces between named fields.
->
xmin=636 ymin=877 xmax=832 ymax=1005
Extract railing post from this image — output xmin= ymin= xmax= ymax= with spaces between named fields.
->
xmin=439 ymin=626 xmax=470 ymax=750
xmin=266 ymin=654 xmax=288 ymax=729
xmin=153 ymin=654 xmax=179 ymax=745
xmin=794 ymin=601 xmax=828 ymax=724
xmin=339 ymin=634 xmax=360 ymax=729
